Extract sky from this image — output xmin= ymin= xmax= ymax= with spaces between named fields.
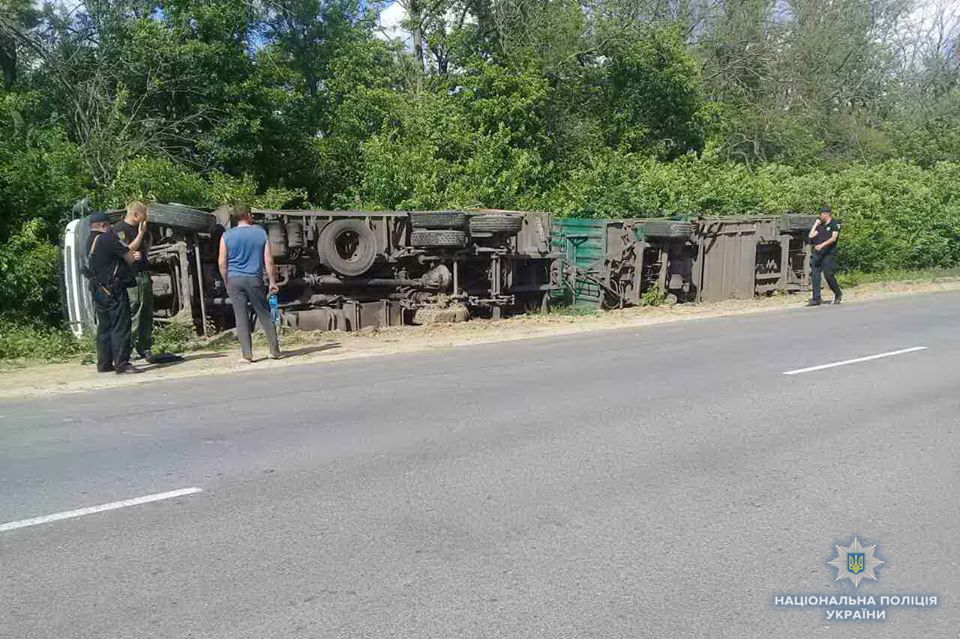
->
xmin=377 ymin=0 xmax=407 ymax=41
xmin=371 ymin=0 xmax=958 ymax=43
xmin=30 ymin=0 xmax=959 ymax=56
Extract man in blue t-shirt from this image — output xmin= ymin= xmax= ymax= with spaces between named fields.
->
xmin=217 ymin=204 xmax=282 ymax=361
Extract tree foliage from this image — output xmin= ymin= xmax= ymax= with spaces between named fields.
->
xmin=0 ymin=0 xmax=959 ymax=323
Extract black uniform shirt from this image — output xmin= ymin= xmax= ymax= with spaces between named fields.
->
xmin=114 ymin=220 xmax=149 ymax=272
xmin=813 ymin=218 xmax=840 ymax=255
xmin=87 ymin=230 xmax=129 ymax=285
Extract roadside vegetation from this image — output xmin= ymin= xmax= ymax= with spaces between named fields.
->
xmin=1 ymin=0 xmax=959 ymax=362
xmin=0 ymin=321 xmax=90 ymax=364
xmin=835 ymin=267 xmax=960 ymax=289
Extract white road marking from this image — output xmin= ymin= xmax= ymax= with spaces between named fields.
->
xmin=783 ymin=346 xmax=927 ymax=376
xmin=0 ymin=487 xmax=203 ymax=533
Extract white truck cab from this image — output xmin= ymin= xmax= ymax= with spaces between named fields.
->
xmin=61 ymin=217 xmax=96 ymax=338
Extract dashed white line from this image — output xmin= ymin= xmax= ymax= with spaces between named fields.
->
xmin=782 ymin=346 xmax=927 ymax=376
xmin=0 ymin=487 xmax=203 ymax=533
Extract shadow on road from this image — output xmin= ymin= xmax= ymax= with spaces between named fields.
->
xmin=278 ymin=343 xmax=341 ymax=359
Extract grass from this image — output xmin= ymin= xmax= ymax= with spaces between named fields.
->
xmin=544 ymin=304 xmax=603 ymax=317
xmin=836 ymin=267 xmax=960 ymax=288
xmin=640 ymin=284 xmax=667 ymax=307
xmin=153 ymin=320 xmax=344 ymax=356
xmin=2 ymin=266 xmax=959 ymax=364
xmin=0 ymin=320 xmax=91 ymax=366
xmin=0 ymin=316 xmax=222 ymax=366
xmin=152 ymin=321 xmax=201 ymax=354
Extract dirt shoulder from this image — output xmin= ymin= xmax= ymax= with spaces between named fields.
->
xmin=2 ymin=278 xmax=958 ymax=400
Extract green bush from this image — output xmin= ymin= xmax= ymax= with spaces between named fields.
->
xmin=152 ymin=321 xmax=198 ymax=354
xmin=547 ymin=156 xmax=960 ymax=273
xmin=106 ymin=157 xmax=308 ymax=210
xmin=0 ymin=219 xmax=61 ymax=324
xmin=641 ymin=284 xmax=667 ymax=307
xmin=0 ymin=321 xmax=89 ymax=362
xmin=107 ymin=157 xmax=210 ymax=207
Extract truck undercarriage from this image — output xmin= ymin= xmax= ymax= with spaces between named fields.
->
xmin=61 ymin=205 xmax=815 ymax=338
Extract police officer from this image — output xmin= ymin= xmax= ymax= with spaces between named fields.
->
xmin=114 ymin=201 xmax=155 ymax=362
xmin=807 ymin=204 xmax=842 ymax=306
xmin=87 ymin=211 xmax=146 ymax=374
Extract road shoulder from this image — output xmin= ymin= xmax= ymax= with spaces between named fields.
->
xmin=2 ymin=278 xmax=958 ymax=400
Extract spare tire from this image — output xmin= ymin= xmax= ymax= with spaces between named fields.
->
xmin=780 ymin=214 xmax=818 ymax=233
xmin=469 ymin=214 xmax=523 ymax=235
xmin=317 ymin=218 xmax=379 ymax=277
xmin=410 ymin=230 xmax=468 ymax=248
xmin=148 ymin=203 xmax=216 ymax=233
xmin=409 ymin=211 xmax=468 ymax=230
xmin=643 ymin=220 xmax=693 ymax=240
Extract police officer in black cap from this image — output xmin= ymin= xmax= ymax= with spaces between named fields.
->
xmin=807 ymin=204 xmax=842 ymax=306
xmin=86 ymin=211 xmax=146 ymax=374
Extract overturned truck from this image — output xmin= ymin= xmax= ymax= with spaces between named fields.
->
xmin=61 ymin=206 xmax=817 ymax=337
xmin=62 ymin=206 xmax=555 ymax=337
xmin=550 ymin=214 xmax=815 ymax=308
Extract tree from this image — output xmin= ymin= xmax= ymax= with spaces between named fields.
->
xmin=0 ymin=0 xmax=38 ymax=88
xmin=603 ymin=27 xmax=707 ymax=158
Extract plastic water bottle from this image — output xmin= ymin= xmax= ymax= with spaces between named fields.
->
xmin=268 ymin=293 xmax=280 ymax=327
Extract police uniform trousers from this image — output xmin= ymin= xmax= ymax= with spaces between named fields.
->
xmin=811 ymin=251 xmax=842 ymax=302
xmin=93 ymin=286 xmax=133 ymax=370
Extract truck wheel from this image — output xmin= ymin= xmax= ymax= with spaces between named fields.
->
xmin=780 ymin=214 xmax=818 ymax=233
xmin=318 ymin=218 xmax=379 ymax=276
xmin=410 ymin=230 xmax=468 ymax=248
xmin=147 ymin=203 xmax=216 ymax=233
xmin=642 ymin=220 xmax=693 ymax=240
xmin=409 ymin=211 xmax=468 ymax=230
xmin=469 ymin=214 xmax=523 ymax=235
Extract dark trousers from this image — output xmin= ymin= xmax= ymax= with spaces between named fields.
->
xmin=93 ymin=286 xmax=132 ymax=370
xmin=128 ymin=273 xmax=154 ymax=357
xmin=811 ymin=251 xmax=842 ymax=301
xmin=227 ymin=276 xmax=280 ymax=360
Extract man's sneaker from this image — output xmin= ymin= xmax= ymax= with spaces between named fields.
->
xmin=115 ymin=364 xmax=143 ymax=375
xmin=833 ymin=296 xmax=842 ymax=305
xmin=805 ymin=299 xmax=822 ymax=307
xmin=97 ymin=364 xmax=115 ymax=373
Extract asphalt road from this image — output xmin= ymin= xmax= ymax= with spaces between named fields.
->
xmin=1 ymin=292 xmax=958 ymax=638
